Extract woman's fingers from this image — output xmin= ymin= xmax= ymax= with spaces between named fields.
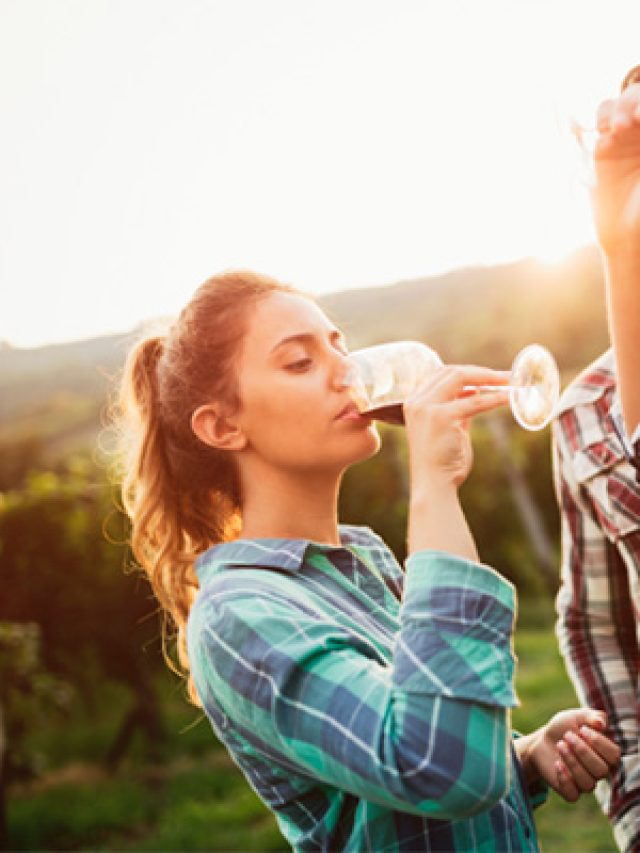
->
xmin=560 ymin=730 xmax=609 ymax=779
xmin=594 ymin=86 xmax=640 ymax=162
xmin=597 ymin=84 xmax=640 ymax=134
xmin=404 ymin=387 xmax=509 ymax=427
xmin=436 ymin=365 xmax=511 ymax=400
xmin=577 ymin=725 xmax=622 ymax=767
xmin=408 ymin=364 xmax=510 ymax=406
xmin=542 ymin=709 xmax=620 ymax=802
xmin=556 ymin=738 xmax=598 ymax=792
xmin=579 ymin=709 xmax=607 ymax=730
xmin=569 ymin=710 xmax=621 ymax=767
xmin=555 ymin=760 xmax=580 ymax=802
xmin=555 ymin=723 xmax=621 ymax=793
xmin=446 ymin=389 xmax=510 ymax=420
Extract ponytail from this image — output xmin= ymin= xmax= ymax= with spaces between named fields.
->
xmin=114 ymin=271 xmax=296 ymax=704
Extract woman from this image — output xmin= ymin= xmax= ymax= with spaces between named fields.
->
xmin=552 ymin=66 xmax=640 ymax=852
xmin=116 ymin=271 xmax=620 ymax=851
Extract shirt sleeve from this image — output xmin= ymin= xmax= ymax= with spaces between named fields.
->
xmin=189 ymin=551 xmax=518 ymax=821
xmin=552 ymin=420 xmax=640 ymax=844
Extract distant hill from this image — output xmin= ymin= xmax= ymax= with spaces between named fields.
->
xmin=0 ymin=245 xmax=609 ymax=464
xmin=322 ymin=245 xmax=607 ymax=368
xmin=0 ymin=332 xmax=131 ymax=416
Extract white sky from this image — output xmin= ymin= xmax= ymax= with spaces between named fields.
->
xmin=1 ymin=0 xmax=639 ymax=348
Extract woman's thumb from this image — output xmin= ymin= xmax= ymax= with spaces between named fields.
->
xmin=583 ymin=709 xmax=607 ymax=730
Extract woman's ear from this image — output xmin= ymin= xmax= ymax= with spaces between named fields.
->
xmin=191 ymin=404 xmax=247 ymax=452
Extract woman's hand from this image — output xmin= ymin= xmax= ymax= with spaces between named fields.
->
xmin=404 ymin=365 xmax=509 ymax=561
xmin=517 ymin=709 xmax=621 ymax=803
xmin=404 ymin=365 xmax=510 ymax=561
xmin=403 ymin=365 xmax=510 ymax=491
xmin=591 ymin=81 xmax=640 ymax=254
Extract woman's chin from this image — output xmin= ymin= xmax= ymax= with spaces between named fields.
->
xmin=347 ymin=425 xmax=381 ymax=463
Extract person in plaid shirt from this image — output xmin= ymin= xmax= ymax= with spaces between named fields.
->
xmin=554 ymin=66 xmax=640 ymax=852
xmin=117 ymin=268 xmax=620 ymax=851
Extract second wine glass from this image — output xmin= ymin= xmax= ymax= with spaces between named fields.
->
xmin=345 ymin=341 xmax=560 ymax=431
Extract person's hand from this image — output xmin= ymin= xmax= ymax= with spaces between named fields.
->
xmin=591 ymin=81 xmax=640 ymax=254
xmin=524 ymin=709 xmax=621 ymax=803
xmin=403 ymin=365 xmax=509 ymax=490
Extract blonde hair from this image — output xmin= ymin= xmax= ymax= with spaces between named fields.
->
xmin=115 ymin=270 xmax=298 ymax=703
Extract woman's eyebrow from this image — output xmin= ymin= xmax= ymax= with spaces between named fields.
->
xmin=269 ymin=329 xmax=345 ymax=355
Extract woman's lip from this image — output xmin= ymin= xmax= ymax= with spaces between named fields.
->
xmin=336 ymin=403 xmax=369 ymax=420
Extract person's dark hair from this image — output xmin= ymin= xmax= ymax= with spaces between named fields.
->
xmin=114 ymin=270 xmax=300 ymax=702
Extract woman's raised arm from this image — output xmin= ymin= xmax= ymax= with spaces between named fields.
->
xmin=592 ymin=70 xmax=640 ymax=440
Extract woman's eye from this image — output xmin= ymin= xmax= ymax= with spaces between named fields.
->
xmin=285 ymin=358 xmax=313 ymax=372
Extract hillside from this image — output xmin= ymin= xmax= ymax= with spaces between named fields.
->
xmin=0 ymin=245 xmax=609 ymax=467
xmin=322 ymin=245 xmax=607 ymax=366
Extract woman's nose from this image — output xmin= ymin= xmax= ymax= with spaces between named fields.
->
xmin=332 ymin=354 xmax=356 ymax=390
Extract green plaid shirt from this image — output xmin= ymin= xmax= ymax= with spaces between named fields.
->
xmin=188 ymin=525 xmax=544 ymax=851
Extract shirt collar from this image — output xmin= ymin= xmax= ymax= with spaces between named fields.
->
xmin=195 ymin=524 xmax=368 ymax=581
xmin=554 ymin=349 xmax=615 ymax=417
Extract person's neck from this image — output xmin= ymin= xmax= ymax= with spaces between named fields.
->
xmin=238 ymin=464 xmax=343 ymax=546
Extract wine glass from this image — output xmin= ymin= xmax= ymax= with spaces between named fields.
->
xmin=569 ymin=117 xmax=599 ymax=185
xmin=551 ymin=78 xmax=607 ymax=194
xmin=558 ymin=66 xmax=640 ymax=188
xmin=344 ymin=341 xmax=560 ymax=431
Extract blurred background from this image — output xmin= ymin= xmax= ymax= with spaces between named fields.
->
xmin=2 ymin=1 xmax=639 ymax=850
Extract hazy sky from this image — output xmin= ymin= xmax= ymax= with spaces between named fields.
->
xmin=2 ymin=0 xmax=639 ymax=347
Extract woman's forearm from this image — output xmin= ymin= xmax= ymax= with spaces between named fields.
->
xmin=602 ymin=247 xmax=640 ymax=438
xmin=407 ymin=483 xmax=479 ymax=562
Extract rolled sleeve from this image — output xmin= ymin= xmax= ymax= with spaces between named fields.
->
xmin=394 ymin=550 xmax=518 ymax=708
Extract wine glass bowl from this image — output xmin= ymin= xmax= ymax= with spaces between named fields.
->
xmin=345 ymin=341 xmax=560 ymax=431
xmin=346 ymin=341 xmax=443 ymax=424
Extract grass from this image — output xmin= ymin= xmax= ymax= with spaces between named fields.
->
xmin=7 ymin=616 xmax=618 ymax=852
xmin=9 ymin=779 xmax=154 ymax=850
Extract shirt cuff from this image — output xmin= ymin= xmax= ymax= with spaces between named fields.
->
xmin=394 ymin=550 xmax=518 ymax=708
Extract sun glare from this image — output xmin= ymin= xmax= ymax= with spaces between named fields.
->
xmin=533 ymin=234 xmax=589 ymax=266
xmin=1 ymin=1 xmax=639 ymax=347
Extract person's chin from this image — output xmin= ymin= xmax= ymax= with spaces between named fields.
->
xmin=349 ymin=424 xmax=381 ymax=462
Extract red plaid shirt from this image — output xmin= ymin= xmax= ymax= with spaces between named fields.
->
xmin=553 ymin=349 xmax=640 ymax=852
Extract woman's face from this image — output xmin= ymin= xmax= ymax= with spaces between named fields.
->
xmin=234 ymin=291 xmax=381 ymax=474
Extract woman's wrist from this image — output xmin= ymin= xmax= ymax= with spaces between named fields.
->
xmin=514 ymin=730 xmax=543 ymax=786
xmin=408 ymin=484 xmax=479 ymax=562
xmin=409 ymin=475 xmax=459 ymax=508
